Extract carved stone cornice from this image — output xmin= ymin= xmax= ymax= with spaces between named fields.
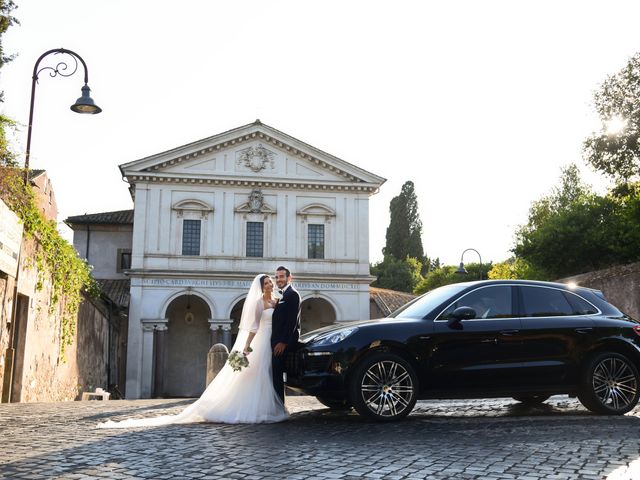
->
xmin=124 ymin=174 xmax=379 ymax=194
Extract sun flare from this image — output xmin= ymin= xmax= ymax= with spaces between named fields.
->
xmin=605 ymin=116 xmax=627 ymax=135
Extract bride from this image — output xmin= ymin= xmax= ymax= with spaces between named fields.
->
xmin=98 ymin=274 xmax=288 ymax=427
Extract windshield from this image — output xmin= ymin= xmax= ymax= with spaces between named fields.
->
xmin=390 ymin=283 xmax=468 ymax=319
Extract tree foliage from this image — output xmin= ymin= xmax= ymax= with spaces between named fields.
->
xmin=0 ymin=0 xmax=18 ymax=163
xmin=373 ymin=181 xmax=430 ymax=291
xmin=0 ymin=167 xmax=99 ymax=358
xmin=383 ymin=181 xmax=427 ymax=264
xmin=0 ymin=0 xmax=18 ymax=102
xmin=414 ymin=262 xmax=492 ymax=295
xmin=513 ymin=165 xmax=640 ymax=279
xmin=583 ymin=52 xmax=640 ymax=181
xmin=371 ymin=255 xmax=424 ymax=293
xmin=488 ymin=257 xmax=548 ymax=280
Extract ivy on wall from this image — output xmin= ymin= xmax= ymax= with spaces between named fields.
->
xmin=0 ymin=166 xmax=99 ymax=358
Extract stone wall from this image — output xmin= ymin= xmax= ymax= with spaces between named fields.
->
xmin=1 ymin=236 xmax=116 ymax=402
xmin=561 ymin=262 xmax=640 ymax=320
xmin=0 ymin=273 xmax=16 ymax=395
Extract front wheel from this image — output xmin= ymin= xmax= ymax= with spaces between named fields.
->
xmin=578 ymin=352 xmax=640 ymax=415
xmin=349 ymin=352 xmax=418 ymax=421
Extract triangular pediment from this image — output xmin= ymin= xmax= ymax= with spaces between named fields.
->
xmin=119 ymin=120 xmax=386 ymax=191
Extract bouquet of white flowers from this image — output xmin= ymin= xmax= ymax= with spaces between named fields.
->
xmin=228 ymin=347 xmax=252 ymax=372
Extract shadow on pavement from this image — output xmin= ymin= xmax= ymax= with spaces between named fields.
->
xmin=2 ymin=398 xmax=640 ymax=479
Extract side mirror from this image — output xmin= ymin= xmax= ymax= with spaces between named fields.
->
xmin=447 ymin=306 xmax=477 ymax=326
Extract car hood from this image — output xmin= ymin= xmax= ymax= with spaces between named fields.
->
xmin=300 ymin=317 xmax=396 ymax=343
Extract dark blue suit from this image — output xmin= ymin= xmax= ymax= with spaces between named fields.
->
xmin=271 ymin=285 xmax=301 ymax=402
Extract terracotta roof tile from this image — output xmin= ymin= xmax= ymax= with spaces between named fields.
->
xmin=65 ymin=209 xmax=134 ymax=225
xmin=369 ymin=287 xmax=417 ymax=316
xmin=97 ymin=279 xmax=130 ymax=309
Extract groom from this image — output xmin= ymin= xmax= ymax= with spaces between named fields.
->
xmin=272 ymin=265 xmax=301 ymax=403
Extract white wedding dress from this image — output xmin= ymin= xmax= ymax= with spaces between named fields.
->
xmin=98 ymin=277 xmax=288 ymax=428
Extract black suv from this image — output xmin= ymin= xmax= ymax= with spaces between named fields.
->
xmin=286 ymin=280 xmax=640 ymax=421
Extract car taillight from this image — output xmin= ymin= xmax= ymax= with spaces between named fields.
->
xmin=633 ymin=326 xmax=640 ymax=337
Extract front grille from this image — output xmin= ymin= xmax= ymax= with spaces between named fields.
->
xmin=304 ymin=354 xmax=332 ymax=372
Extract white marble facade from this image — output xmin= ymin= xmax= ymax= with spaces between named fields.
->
xmin=120 ymin=120 xmax=386 ymax=399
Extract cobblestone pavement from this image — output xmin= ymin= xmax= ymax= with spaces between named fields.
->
xmin=1 ymin=395 xmax=640 ymax=479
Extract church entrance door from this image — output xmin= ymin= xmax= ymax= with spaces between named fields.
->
xmin=164 ymin=294 xmax=211 ymax=397
xmin=300 ymin=298 xmax=336 ymax=334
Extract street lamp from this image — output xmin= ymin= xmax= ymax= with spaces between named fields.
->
xmin=456 ymin=248 xmax=483 ymax=280
xmin=23 ymin=48 xmax=101 ymax=183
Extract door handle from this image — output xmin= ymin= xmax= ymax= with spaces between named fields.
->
xmin=574 ymin=328 xmax=593 ymax=334
xmin=499 ymin=329 xmax=520 ymax=336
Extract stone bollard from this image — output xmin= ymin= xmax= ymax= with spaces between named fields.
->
xmin=206 ymin=343 xmax=229 ymax=386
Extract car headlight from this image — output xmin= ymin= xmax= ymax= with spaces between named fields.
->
xmin=313 ymin=327 xmax=358 ymax=346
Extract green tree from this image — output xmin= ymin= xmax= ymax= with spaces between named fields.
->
xmin=488 ymin=257 xmax=548 ymax=280
xmin=0 ymin=0 xmax=18 ymax=166
xmin=0 ymin=1 xmax=18 ymax=103
xmin=583 ymin=52 xmax=640 ymax=181
xmin=414 ymin=262 xmax=492 ymax=295
xmin=371 ymin=255 xmax=423 ymax=293
xmin=383 ymin=181 xmax=427 ymax=265
xmin=513 ymin=166 xmax=640 ymax=278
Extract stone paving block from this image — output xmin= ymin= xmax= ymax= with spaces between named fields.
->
xmin=2 ymin=396 xmax=640 ymax=479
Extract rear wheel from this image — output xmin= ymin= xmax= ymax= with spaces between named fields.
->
xmin=349 ymin=352 xmax=418 ymax=421
xmin=512 ymin=394 xmax=550 ymax=404
xmin=316 ymin=396 xmax=352 ymax=410
xmin=578 ymin=352 xmax=640 ymax=415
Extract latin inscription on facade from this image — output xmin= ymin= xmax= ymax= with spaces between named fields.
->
xmin=140 ymin=278 xmax=359 ymax=290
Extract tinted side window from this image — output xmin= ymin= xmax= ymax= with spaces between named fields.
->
xmin=563 ymin=292 xmax=598 ymax=315
xmin=438 ymin=286 xmax=513 ymax=320
xmin=520 ymin=287 xmax=574 ymax=317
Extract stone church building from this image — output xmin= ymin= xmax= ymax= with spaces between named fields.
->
xmin=67 ymin=120 xmax=406 ymax=400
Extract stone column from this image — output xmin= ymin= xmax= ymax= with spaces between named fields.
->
xmin=140 ymin=323 xmax=155 ymax=399
xmin=208 ymin=319 xmax=218 ymax=348
xmin=125 ymin=283 xmax=144 ymax=399
xmin=140 ymin=318 xmax=167 ymax=399
xmin=209 ymin=319 xmax=233 ymax=349
xmin=153 ymin=323 xmax=168 ymax=398
xmin=222 ymin=325 xmax=232 ymax=350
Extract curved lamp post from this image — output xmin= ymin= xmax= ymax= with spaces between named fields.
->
xmin=23 ymin=48 xmax=101 ymax=183
xmin=456 ymin=248 xmax=483 ymax=280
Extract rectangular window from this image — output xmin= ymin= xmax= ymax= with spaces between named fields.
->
xmin=182 ymin=219 xmax=201 ymax=256
xmin=246 ymin=222 xmax=264 ymax=257
xmin=117 ymin=249 xmax=132 ymax=272
xmin=308 ymin=224 xmax=325 ymax=259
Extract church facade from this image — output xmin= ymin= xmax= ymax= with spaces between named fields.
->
xmin=117 ymin=121 xmax=386 ymax=399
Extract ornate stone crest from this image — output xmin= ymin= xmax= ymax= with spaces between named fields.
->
xmin=248 ymin=189 xmax=264 ymax=213
xmin=237 ymin=144 xmax=275 ymax=172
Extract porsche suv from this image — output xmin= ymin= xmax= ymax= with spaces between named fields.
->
xmin=286 ymin=280 xmax=640 ymax=421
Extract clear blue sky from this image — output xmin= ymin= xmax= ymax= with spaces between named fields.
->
xmin=2 ymin=1 xmax=639 ymax=266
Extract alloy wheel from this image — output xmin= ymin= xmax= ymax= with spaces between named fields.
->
xmin=592 ymin=356 xmax=638 ymax=411
xmin=360 ymin=360 xmax=415 ymax=417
